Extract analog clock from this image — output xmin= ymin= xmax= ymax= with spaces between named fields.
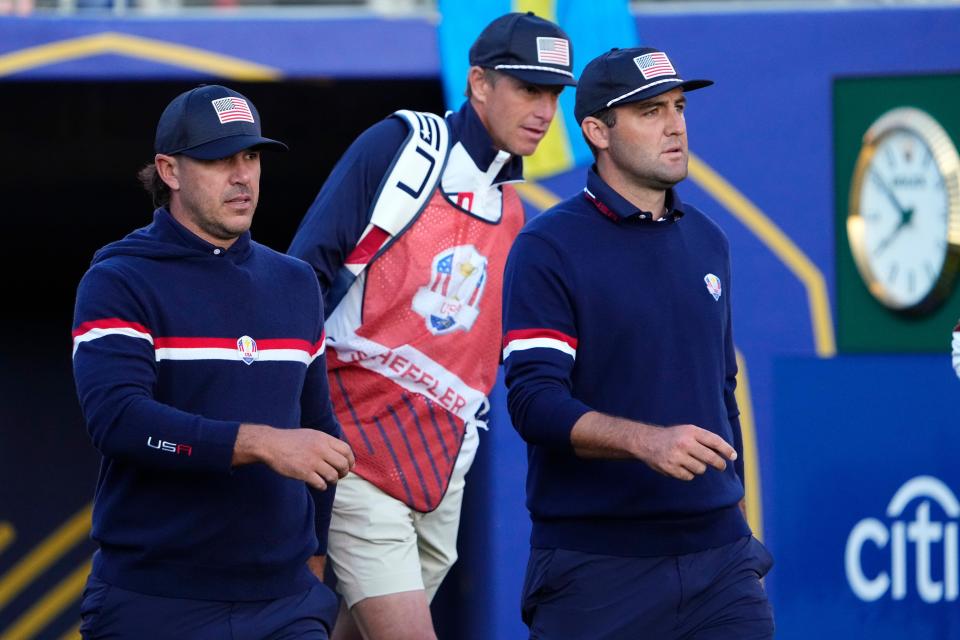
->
xmin=848 ymin=107 xmax=960 ymax=313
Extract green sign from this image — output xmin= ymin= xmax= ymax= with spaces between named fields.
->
xmin=834 ymin=74 xmax=960 ymax=352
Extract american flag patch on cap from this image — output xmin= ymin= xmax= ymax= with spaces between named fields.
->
xmin=211 ymin=97 xmax=254 ymax=124
xmin=537 ymin=37 xmax=570 ymax=66
xmin=633 ymin=52 xmax=676 ymax=80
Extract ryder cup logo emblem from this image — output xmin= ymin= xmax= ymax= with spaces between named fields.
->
xmin=412 ymin=245 xmax=488 ymax=335
xmin=704 ymin=274 xmax=722 ymax=301
xmin=237 ymin=335 xmax=258 ymax=365
xmin=845 ymin=476 xmax=959 ymax=603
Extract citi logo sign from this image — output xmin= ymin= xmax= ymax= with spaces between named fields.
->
xmin=845 ymin=476 xmax=958 ymax=603
xmin=146 ymin=436 xmax=193 ymax=456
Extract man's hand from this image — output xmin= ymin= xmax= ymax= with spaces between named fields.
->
xmin=307 ymin=554 xmax=326 ymax=580
xmin=233 ymin=424 xmax=355 ymax=490
xmin=571 ymin=412 xmax=737 ymax=481
xmin=632 ymin=423 xmax=737 ymax=481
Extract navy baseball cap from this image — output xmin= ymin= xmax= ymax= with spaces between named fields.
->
xmin=154 ymin=85 xmax=288 ymax=160
xmin=469 ymin=12 xmax=576 ymax=87
xmin=574 ymin=47 xmax=712 ymax=123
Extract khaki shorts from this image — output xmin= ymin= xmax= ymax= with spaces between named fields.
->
xmin=327 ymin=426 xmax=478 ymax=608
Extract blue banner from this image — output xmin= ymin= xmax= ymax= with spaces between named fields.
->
xmin=772 ymin=356 xmax=960 ymax=639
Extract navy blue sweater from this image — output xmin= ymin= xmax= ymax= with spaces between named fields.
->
xmin=502 ymin=169 xmax=749 ymax=557
xmin=72 ymin=209 xmax=339 ymax=601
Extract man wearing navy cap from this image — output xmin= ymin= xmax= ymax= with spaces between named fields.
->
xmin=502 ymin=48 xmax=775 ymax=638
xmin=289 ymin=12 xmax=574 ymax=640
xmin=72 ymin=85 xmax=354 ymax=639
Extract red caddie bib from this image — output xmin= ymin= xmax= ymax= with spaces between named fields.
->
xmin=326 ymin=187 xmax=524 ymax=511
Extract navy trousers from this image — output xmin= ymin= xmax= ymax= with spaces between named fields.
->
xmin=79 ymin=575 xmax=338 ymax=639
xmin=521 ymin=535 xmax=774 ymax=640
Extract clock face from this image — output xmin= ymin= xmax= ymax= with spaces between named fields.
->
xmin=848 ymin=108 xmax=960 ymax=312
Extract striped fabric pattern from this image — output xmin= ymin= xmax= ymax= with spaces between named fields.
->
xmin=71 ymin=318 xmax=153 ymax=355
xmin=331 ymin=368 xmax=464 ymax=512
xmin=502 ymin=328 xmax=578 ymax=360
xmin=73 ymin=319 xmax=324 ymax=365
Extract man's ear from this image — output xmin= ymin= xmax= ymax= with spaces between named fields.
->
xmin=582 ymin=117 xmax=611 ymax=152
xmin=155 ymin=153 xmax=180 ymax=191
xmin=467 ymin=66 xmax=490 ymax=105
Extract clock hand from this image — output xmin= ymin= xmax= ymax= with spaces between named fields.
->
xmin=873 ymin=206 xmax=915 ymax=256
xmin=868 ymin=170 xmax=918 ymax=256
xmin=870 ymin=170 xmax=911 ymax=219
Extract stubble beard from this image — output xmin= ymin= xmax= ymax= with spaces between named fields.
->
xmin=611 ymin=140 xmax=688 ymax=192
xmin=644 ymin=165 xmax=687 ymax=191
xmin=182 ymin=190 xmax=255 ymax=245
xmin=201 ymin=214 xmax=252 ymax=244
xmin=648 ymin=144 xmax=689 ymax=190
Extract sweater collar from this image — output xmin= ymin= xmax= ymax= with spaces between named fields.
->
xmin=583 ymin=166 xmax=684 ymax=223
xmin=155 ymin=208 xmax=253 ymax=261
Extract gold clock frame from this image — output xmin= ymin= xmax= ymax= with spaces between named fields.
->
xmin=847 ymin=106 xmax=960 ymax=313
